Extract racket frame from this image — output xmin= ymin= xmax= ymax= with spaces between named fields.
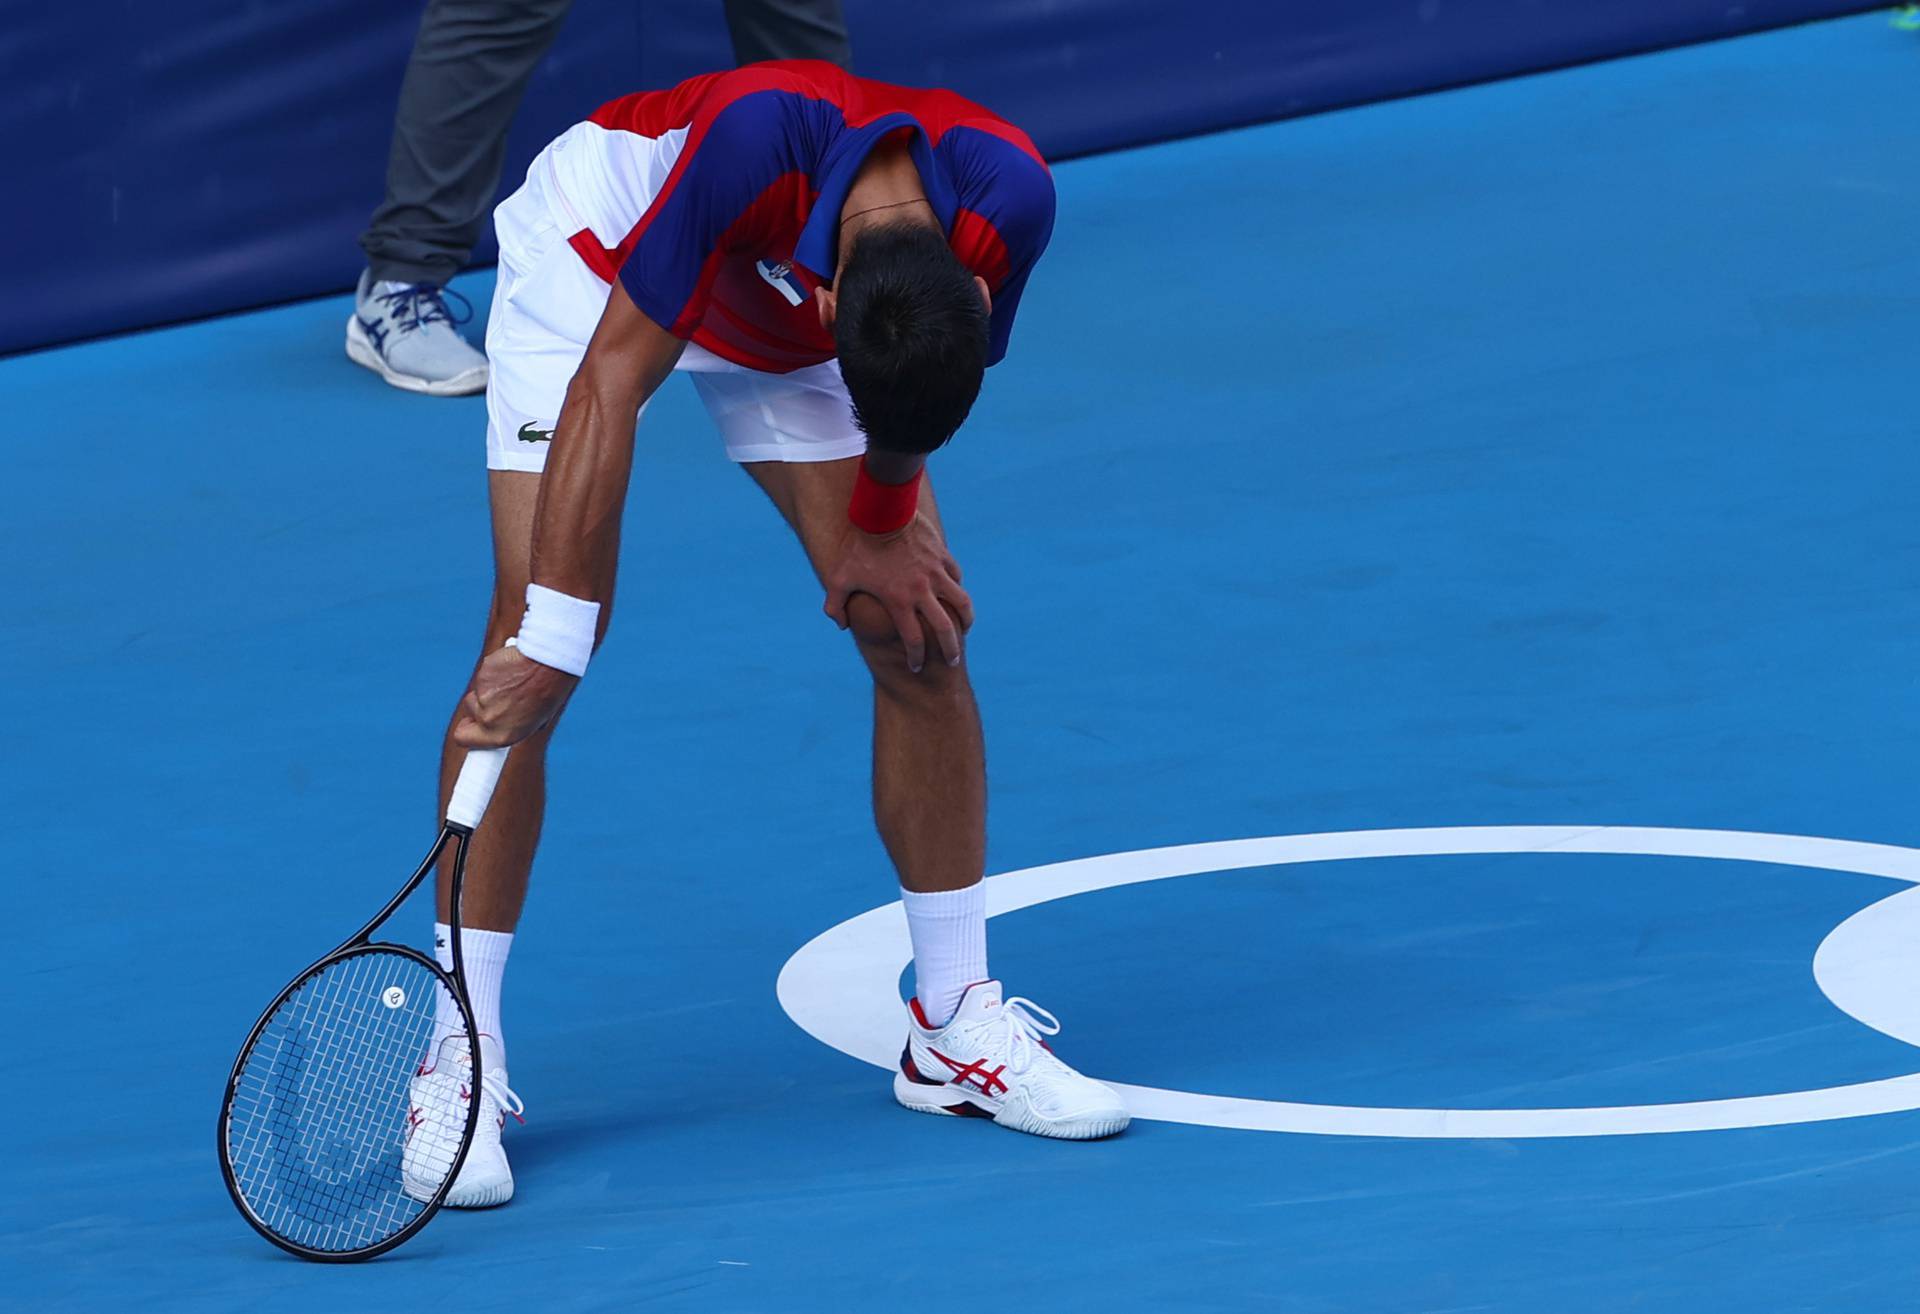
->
xmin=218 ymin=818 xmax=486 ymax=1262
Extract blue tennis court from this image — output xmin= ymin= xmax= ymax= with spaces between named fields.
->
xmin=9 ymin=12 xmax=1920 ymax=1309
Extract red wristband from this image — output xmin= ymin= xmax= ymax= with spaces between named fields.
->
xmin=847 ymin=457 xmax=921 ymax=535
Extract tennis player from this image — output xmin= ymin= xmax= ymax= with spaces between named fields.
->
xmin=401 ymin=61 xmax=1128 ymax=1208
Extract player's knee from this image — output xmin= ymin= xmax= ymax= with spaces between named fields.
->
xmin=846 ymin=594 xmax=970 ymax=689
xmin=845 ymin=594 xmax=899 ymax=651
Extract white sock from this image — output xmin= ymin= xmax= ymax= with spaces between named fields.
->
xmin=902 ymin=883 xmax=988 ymax=1028
xmin=431 ymin=921 xmax=513 ymax=1072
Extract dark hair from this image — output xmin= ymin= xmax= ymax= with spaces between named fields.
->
xmin=833 ymin=223 xmax=988 ymax=455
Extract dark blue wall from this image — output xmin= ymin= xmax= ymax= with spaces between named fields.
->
xmin=2 ymin=0 xmax=1868 ymax=356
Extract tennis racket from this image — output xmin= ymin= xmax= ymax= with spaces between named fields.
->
xmin=218 ymin=746 xmax=510 ymax=1261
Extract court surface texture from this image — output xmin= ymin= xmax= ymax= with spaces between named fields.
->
xmin=7 ymin=13 xmax=1920 ymax=1311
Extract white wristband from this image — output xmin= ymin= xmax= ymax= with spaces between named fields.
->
xmin=516 ymin=583 xmax=600 ymax=677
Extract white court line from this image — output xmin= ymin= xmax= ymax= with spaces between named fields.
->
xmin=777 ymin=826 xmax=1920 ymax=1138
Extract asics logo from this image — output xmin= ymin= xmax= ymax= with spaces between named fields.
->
xmin=928 ymin=1048 xmax=1008 ymax=1097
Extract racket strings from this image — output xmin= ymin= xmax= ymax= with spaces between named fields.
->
xmin=225 ymin=949 xmax=472 ymax=1253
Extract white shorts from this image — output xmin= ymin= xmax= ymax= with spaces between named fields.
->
xmin=484 ymin=125 xmax=866 ymax=474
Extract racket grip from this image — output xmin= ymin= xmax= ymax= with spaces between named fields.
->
xmin=447 ymin=747 xmax=510 ymax=832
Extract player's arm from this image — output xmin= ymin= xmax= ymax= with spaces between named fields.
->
xmin=451 ymin=283 xmax=683 ymax=749
xmin=528 ymin=283 xmax=683 ymax=610
xmin=456 ymin=79 xmax=801 ymax=742
xmin=820 ymin=419 xmax=972 ymax=675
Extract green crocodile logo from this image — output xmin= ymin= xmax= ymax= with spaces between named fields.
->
xmin=517 ymin=421 xmax=553 ymax=444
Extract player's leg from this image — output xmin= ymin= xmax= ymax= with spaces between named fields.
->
xmin=741 ymin=457 xmax=986 ymax=901
xmin=432 ymin=147 xmax=612 ymax=979
xmin=698 ymin=358 xmax=991 ymax=1013
xmin=726 ymin=415 xmax=1127 ymax=1139
xmin=426 ymin=174 xmax=592 ymax=1072
xmin=408 ymin=158 xmax=605 ymax=1206
xmin=407 ymin=470 xmax=547 ymax=1208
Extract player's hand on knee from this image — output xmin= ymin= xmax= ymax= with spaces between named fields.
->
xmin=823 ymin=514 xmax=973 ymax=673
xmin=451 ymin=642 xmax=576 ymax=748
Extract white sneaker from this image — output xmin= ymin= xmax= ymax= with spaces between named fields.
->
xmin=402 ymin=1034 xmax=523 ymax=1208
xmin=894 ymin=981 xmax=1130 ymax=1140
xmin=345 ymin=270 xmax=488 ymax=396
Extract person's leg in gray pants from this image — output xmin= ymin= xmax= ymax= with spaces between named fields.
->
xmin=721 ymin=0 xmax=851 ymax=68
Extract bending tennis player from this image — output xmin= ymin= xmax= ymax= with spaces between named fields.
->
xmin=406 ymin=60 xmax=1128 ymax=1208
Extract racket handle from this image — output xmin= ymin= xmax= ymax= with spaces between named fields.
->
xmin=447 ymin=747 xmax=510 ymax=833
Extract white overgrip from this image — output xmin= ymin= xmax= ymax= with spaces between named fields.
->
xmin=447 ymin=747 xmax=509 ymax=831
xmin=445 ymin=637 xmax=520 ymax=831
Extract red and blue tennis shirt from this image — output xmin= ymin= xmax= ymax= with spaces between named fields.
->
xmin=552 ymin=61 xmax=1055 ymax=374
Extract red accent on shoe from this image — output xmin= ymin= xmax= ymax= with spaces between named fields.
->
xmin=909 ymin=997 xmax=936 ymax=1030
xmin=927 ymin=1047 xmax=1009 ymax=1097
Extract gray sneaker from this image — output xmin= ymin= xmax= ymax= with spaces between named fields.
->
xmin=345 ymin=270 xmax=488 ymax=396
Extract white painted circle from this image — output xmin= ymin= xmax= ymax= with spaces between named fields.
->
xmin=776 ymin=826 xmax=1920 ymax=1138
xmin=381 ymin=986 xmax=407 ymax=1010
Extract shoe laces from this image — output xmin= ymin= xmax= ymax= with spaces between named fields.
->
xmin=431 ymin=1037 xmax=526 ymax=1125
xmin=971 ymin=997 xmax=1062 ymax=1077
xmin=477 ymin=1070 xmax=526 ymax=1125
xmin=376 ymin=283 xmax=472 ymax=334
